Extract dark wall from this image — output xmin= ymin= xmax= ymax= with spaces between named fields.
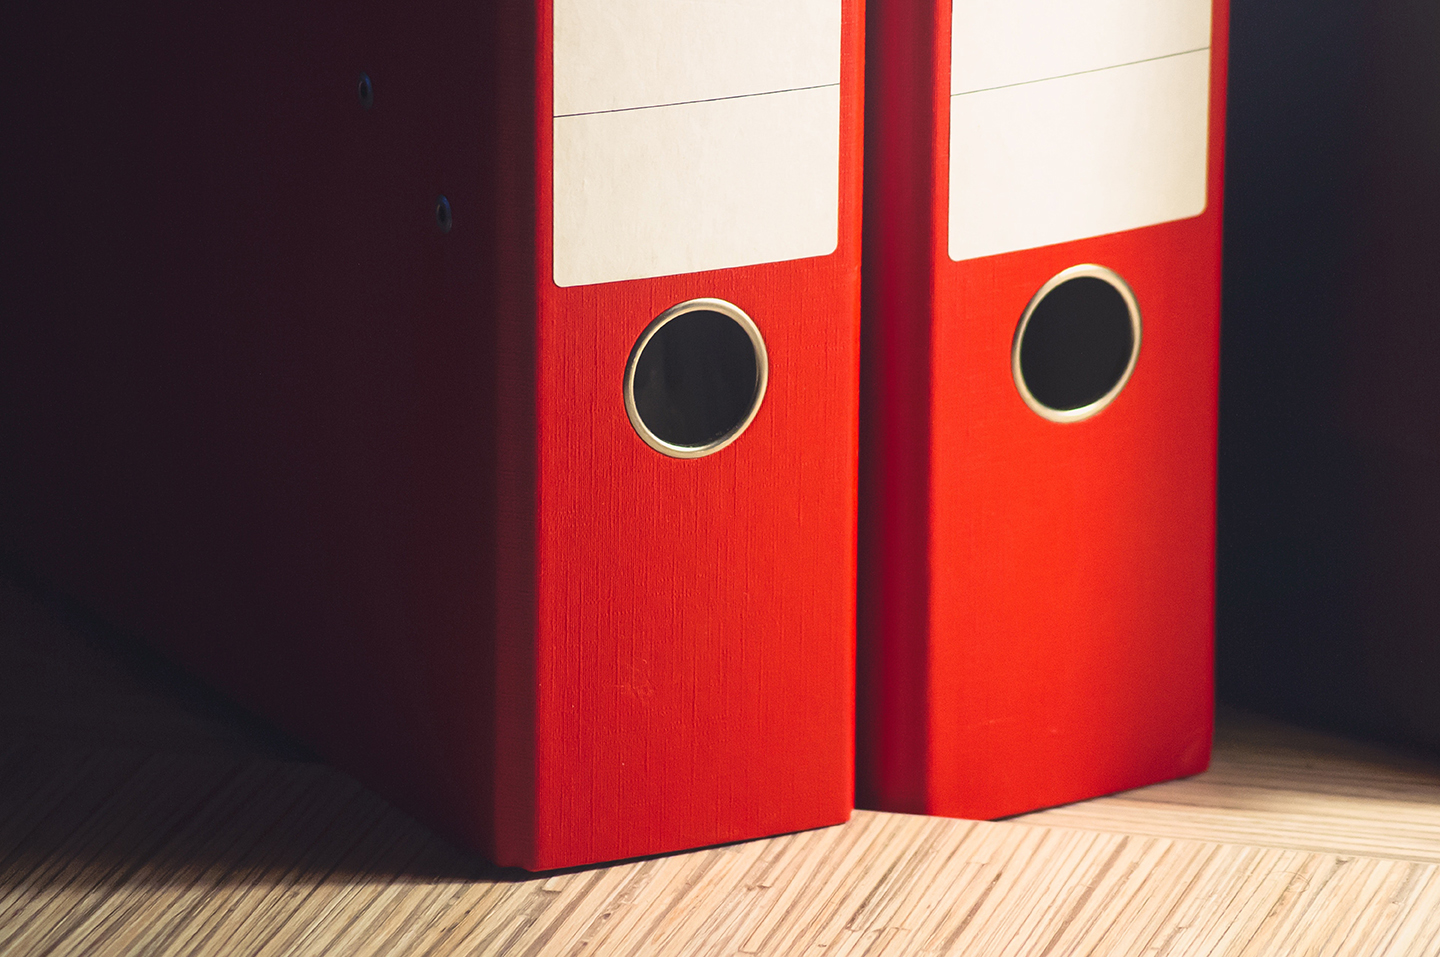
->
xmin=1218 ymin=0 xmax=1440 ymax=750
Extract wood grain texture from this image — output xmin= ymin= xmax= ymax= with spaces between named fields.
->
xmin=1018 ymin=710 xmax=1440 ymax=865
xmin=6 ymin=577 xmax=1440 ymax=955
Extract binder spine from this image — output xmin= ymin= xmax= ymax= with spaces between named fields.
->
xmin=522 ymin=0 xmax=864 ymax=869
xmin=860 ymin=0 xmax=1231 ymax=819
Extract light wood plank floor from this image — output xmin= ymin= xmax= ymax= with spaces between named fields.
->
xmin=3 ymin=576 xmax=1440 ymax=956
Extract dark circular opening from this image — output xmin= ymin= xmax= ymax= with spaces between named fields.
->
xmin=631 ymin=309 xmax=760 ymax=449
xmin=1017 ymin=275 xmax=1136 ymax=412
xmin=435 ymin=196 xmax=452 ymax=233
xmin=357 ymin=73 xmax=374 ymax=109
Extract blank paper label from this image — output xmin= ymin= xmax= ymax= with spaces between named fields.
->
xmin=553 ymin=0 xmax=842 ymax=288
xmin=949 ymin=0 xmax=1212 ymax=262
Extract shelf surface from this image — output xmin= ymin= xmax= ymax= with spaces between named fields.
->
xmin=3 ymin=576 xmax=1439 ymax=956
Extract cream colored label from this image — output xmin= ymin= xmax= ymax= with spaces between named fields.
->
xmin=553 ymin=0 xmax=842 ymax=287
xmin=949 ymin=0 xmax=1212 ymax=262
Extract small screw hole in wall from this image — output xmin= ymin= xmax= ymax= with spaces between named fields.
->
xmin=435 ymin=196 xmax=453 ymax=234
xmin=357 ymin=73 xmax=374 ymax=109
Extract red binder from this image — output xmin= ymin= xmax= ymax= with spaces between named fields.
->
xmin=858 ymin=0 xmax=1228 ymax=818
xmin=1 ymin=0 xmax=862 ymax=869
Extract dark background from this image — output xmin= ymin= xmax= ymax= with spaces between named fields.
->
xmin=1218 ymin=0 xmax=1440 ymax=751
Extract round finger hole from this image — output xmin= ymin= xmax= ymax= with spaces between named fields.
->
xmin=1012 ymin=264 xmax=1141 ymax=423
xmin=624 ymin=299 xmax=768 ymax=458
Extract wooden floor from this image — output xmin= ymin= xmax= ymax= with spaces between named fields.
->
xmin=4 ymin=577 xmax=1440 ymax=956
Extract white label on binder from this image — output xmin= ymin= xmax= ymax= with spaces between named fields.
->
xmin=552 ymin=0 xmax=842 ymax=288
xmin=948 ymin=0 xmax=1212 ymax=262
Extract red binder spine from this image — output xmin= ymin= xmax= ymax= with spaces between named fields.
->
xmin=861 ymin=0 xmax=1229 ymax=819
xmin=511 ymin=0 xmax=864 ymax=869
